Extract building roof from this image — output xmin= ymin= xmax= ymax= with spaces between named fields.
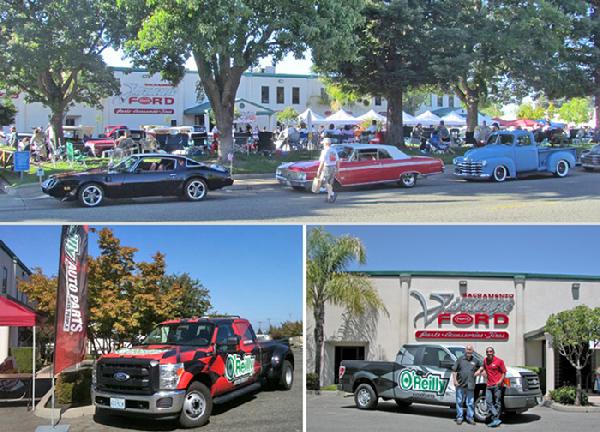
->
xmin=184 ymin=98 xmax=274 ymax=116
xmin=109 ymin=66 xmax=317 ymax=80
xmin=0 ymin=240 xmax=31 ymax=275
xmin=347 ymin=270 xmax=600 ymax=282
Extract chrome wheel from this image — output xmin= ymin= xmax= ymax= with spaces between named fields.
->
xmin=474 ymin=394 xmax=489 ymax=422
xmin=400 ymin=173 xmax=416 ymax=188
xmin=183 ymin=391 xmax=206 ymax=419
xmin=81 ymin=185 xmax=103 ymax=206
xmin=357 ymin=388 xmax=371 ymax=407
xmin=186 ymin=179 xmax=207 ymax=200
xmin=285 ymin=367 xmax=293 ymax=386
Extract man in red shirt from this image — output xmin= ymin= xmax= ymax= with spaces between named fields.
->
xmin=482 ymin=347 xmax=506 ymax=427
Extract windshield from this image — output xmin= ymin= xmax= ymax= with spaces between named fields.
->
xmin=591 ymin=145 xmax=600 ymax=155
xmin=448 ymin=347 xmax=484 ymax=363
xmin=142 ymin=322 xmax=214 ymax=347
xmin=112 ymin=156 xmax=138 ymax=172
xmin=332 ymin=146 xmax=355 ymax=160
xmin=486 ymin=134 xmax=514 ymax=146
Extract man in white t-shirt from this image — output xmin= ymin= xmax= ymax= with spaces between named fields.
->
xmin=316 ymin=138 xmax=340 ymax=203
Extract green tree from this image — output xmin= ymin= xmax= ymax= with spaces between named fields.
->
xmin=546 ymin=306 xmax=600 ymax=406
xmin=307 ymin=227 xmax=387 ymax=387
xmin=558 ymin=98 xmax=592 ymax=125
xmin=0 ymin=0 xmax=126 ymax=144
xmin=314 ymin=0 xmax=439 ymax=146
xmin=160 ymin=273 xmax=212 ymax=319
xmin=119 ymin=0 xmax=362 ymax=160
xmin=270 ymin=320 xmax=303 ymax=339
xmin=517 ymin=103 xmax=546 ymax=121
xmin=322 ymin=82 xmax=367 ymax=112
xmin=0 ymin=97 xmax=17 ymax=126
xmin=276 ymin=107 xmax=300 ymax=126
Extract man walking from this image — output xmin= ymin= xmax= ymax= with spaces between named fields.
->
xmin=316 ymin=138 xmax=339 ymax=203
xmin=483 ymin=347 xmax=506 ymax=428
xmin=452 ymin=344 xmax=482 ymax=425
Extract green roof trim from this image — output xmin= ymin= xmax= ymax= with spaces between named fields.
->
xmin=184 ymin=98 xmax=274 ymax=116
xmin=0 ymin=240 xmax=31 ymax=275
xmin=346 ymin=270 xmax=600 ymax=282
xmin=109 ymin=66 xmax=317 ymax=80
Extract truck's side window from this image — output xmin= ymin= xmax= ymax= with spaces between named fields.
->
xmin=216 ymin=324 xmax=234 ymax=344
xmin=517 ymin=135 xmax=531 ymax=146
xmin=422 ymin=347 xmax=451 ymax=367
xmin=399 ymin=346 xmax=419 ymax=366
xmin=234 ymin=321 xmax=257 ymax=345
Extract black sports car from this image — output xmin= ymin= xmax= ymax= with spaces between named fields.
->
xmin=41 ymin=154 xmax=234 ymax=207
xmin=581 ymin=144 xmax=600 ymax=171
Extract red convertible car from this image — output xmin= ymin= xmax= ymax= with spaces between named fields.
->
xmin=276 ymin=144 xmax=444 ymax=190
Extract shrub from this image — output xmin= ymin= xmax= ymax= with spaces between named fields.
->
xmin=10 ymin=347 xmax=39 ymax=374
xmin=306 ymin=372 xmax=320 ymax=391
xmin=56 ymin=368 xmax=92 ymax=407
xmin=549 ymin=386 xmax=589 ymax=406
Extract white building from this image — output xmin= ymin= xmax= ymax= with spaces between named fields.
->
xmin=7 ymin=66 xmax=461 ymax=135
xmin=0 ymin=240 xmax=32 ymax=363
xmin=307 ymin=270 xmax=600 ymax=396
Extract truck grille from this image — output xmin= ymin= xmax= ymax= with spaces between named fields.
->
xmin=522 ymin=374 xmax=540 ymax=391
xmin=581 ymin=154 xmax=600 ymax=166
xmin=96 ymin=358 xmax=158 ymax=395
xmin=455 ymin=161 xmax=483 ymax=176
xmin=277 ymin=168 xmax=305 ymax=180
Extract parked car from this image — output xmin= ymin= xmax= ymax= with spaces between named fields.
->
xmin=453 ymin=130 xmax=577 ymax=182
xmin=83 ymin=125 xmax=131 ymax=156
xmin=92 ymin=316 xmax=294 ymax=428
xmin=41 ymin=154 xmax=233 ymax=207
xmin=276 ymin=144 xmax=444 ymax=191
xmin=339 ymin=343 xmax=542 ymax=422
xmin=581 ymin=144 xmax=600 ymax=171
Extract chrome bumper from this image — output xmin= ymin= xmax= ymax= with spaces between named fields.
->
xmin=582 ymin=163 xmax=598 ymax=169
xmin=276 ymin=175 xmax=310 ymax=188
xmin=503 ymin=394 xmax=541 ymax=411
xmin=92 ymin=387 xmax=186 ymax=415
xmin=453 ymin=171 xmax=491 ymax=179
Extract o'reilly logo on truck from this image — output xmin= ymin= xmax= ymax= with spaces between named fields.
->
xmin=225 ymin=354 xmax=255 ymax=381
xmin=399 ymin=369 xmax=448 ymax=396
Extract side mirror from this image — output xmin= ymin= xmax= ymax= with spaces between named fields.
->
xmin=439 ymin=359 xmax=455 ymax=369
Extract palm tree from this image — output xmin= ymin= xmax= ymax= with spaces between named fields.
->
xmin=307 ymin=227 xmax=388 ymax=387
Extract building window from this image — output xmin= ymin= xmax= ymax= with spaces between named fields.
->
xmin=292 ymin=87 xmax=300 ymax=105
xmin=170 ymin=119 xmax=177 ymax=127
xmin=65 ymin=117 xmax=76 ymax=126
xmin=2 ymin=267 xmax=7 ymax=294
xmin=276 ymin=86 xmax=285 ymax=104
xmin=449 ymin=96 xmax=455 ymax=108
xmin=261 ymin=86 xmax=270 ymax=104
xmin=438 ymin=95 xmax=445 ymax=107
xmin=374 ymin=96 xmax=382 ymax=106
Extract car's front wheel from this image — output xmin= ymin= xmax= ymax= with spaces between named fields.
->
xmin=492 ymin=165 xmax=508 ymax=182
xmin=179 ymin=382 xmax=212 ymax=428
xmin=555 ymin=159 xmax=569 ymax=177
xmin=354 ymin=383 xmax=378 ymax=410
xmin=394 ymin=399 xmax=412 ymax=408
xmin=279 ymin=360 xmax=294 ymax=390
xmin=474 ymin=393 xmax=489 ymax=422
xmin=184 ymin=178 xmax=208 ymax=201
xmin=78 ymin=183 xmax=104 ymax=207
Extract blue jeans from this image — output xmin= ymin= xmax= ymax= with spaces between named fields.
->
xmin=486 ymin=385 xmax=502 ymax=421
xmin=456 ymin=387 xmax=474 ymax=421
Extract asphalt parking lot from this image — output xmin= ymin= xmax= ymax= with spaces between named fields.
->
xmin=307 ymin=392 xmax=599 ymax=432
xmin=1 ymin=169 xmax=599 ymax=223
xmin=2 ymin=349 xmax=302 ymax=432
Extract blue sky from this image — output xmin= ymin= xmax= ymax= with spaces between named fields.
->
xmin=317 ymin=225 xmax=600 ymax=276
xmin=0 ymin=225 xmax=303 ymax=330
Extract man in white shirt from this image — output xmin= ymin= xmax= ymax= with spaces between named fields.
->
xmin=316 ymin=138 xmax=340 ymax=203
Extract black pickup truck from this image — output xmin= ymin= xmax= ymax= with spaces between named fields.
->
xmin=92 ymin=317 xmax=294 ymax=428
xmin=338 ymin=343 xmax=542 ymax=422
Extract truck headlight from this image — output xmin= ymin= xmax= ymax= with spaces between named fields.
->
xmin=453 ymin=157 xmax=459 ymax=165
xmin=159 ymin=363 xmax=184 ymax=390
xmin=506 ymin=377 xmax=523 ymax=390
xmin=480 ymin=160 xmax=487 ymax=167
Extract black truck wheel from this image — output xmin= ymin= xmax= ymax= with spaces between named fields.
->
xmin=394 ymin=399 xmax=412 ymax=408
xmin=279 ymin=360 xmax=294 ymax=390
xmin=554 ymin=159 xmax=569 ymax=177
xmin=179 ymin=381 xmax=213 ymax=428
xmin=492 ymin=165 xmax=508 ymax=182
xmin=354 ymin=383 xmax=378 ymax=410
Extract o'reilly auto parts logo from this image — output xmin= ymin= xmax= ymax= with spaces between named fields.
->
xmin=399 ymin=369 xmax=449 ymax=396
xmin=225 ymin=354 xmax=255 ymax=382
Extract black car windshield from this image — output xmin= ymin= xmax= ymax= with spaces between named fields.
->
xmin=113 ymin=156 xmax=138 ymax=172
xmin=141 ymin=322 xmax=214 ymax=347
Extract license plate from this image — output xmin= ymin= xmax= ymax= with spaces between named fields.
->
xmin=110 ymin=398 xmax=125 ymax=409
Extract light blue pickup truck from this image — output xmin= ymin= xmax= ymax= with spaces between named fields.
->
xmin=453 ymin=130 xmax=577 ymax=182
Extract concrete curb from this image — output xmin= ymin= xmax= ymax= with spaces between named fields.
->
xmin=33 ymin=388 xmax=94 ymax=420
xmin=546 ymin=401 xmax=600 ymax=413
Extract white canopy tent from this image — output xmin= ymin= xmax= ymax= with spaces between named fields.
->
xmin=357 ymin=109 xmax=387 ymax=122
xmin=298 ymin=108 xmax=325 ymax=122
xmin=415 ymin=110 xmax=442 ymax=125
xmin=320 ymin=109 xmax=360 ymax=125
xmin=441 ymin=111 xmax=467 ymax=127
xmin=402 ymin=112 xmax=419 ymax=126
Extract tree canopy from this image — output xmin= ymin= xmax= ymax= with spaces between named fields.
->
xmin=119 ymin=0 xmax=363 ymax=159
xmin=0 ymin=0 xmax=126 ymax=142
xmin=0 ymin=97 xmax=17 ymax=126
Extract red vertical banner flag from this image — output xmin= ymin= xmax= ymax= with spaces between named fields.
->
xmin=54 ymin=225 xmax=89 ymax=375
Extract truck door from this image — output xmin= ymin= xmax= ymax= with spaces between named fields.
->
xmin=514 ymin=134 xmax=538 ymax=172
xmin=415 ymin=346 xmax=455 ymax=404
xmin=232 ymin=320 xmax=261 ymax=383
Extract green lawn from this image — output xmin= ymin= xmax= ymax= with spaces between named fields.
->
xmin=1 ymin=159 xmax=106 ymax=187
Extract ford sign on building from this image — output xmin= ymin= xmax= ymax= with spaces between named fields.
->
xmin=306 ymin=271 xmax=600 ymax=395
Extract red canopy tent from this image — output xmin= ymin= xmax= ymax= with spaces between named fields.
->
xmin=0 ymin=295 xmax=43 ymax=409
xmin=495 ymin=118 xmax=540 ymax=128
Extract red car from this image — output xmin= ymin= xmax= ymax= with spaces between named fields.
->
xmin=276 ymin=144 xmax=444 ymax=190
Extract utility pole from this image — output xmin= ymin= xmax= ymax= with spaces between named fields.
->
xmin=258 ymin=320 xmax=264 ymax=334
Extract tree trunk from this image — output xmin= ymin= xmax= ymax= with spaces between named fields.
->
xmin=50 ymin=108 xmax=64 ymax=149
xmin=213 ymin=102 xmax=235 ymax=161
xmin=576 ymin=366 xmax=582 ymax=406
xmin=466 ymin=95 xmax=479 ymax=133
xmin=313 ymin=302 xmax=325 ymax=388
xmin=386 ymin=90 xmax=404 ymax=147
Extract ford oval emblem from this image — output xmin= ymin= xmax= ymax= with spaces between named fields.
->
xmin=114 ymin=371 xmax=130 ymax=382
